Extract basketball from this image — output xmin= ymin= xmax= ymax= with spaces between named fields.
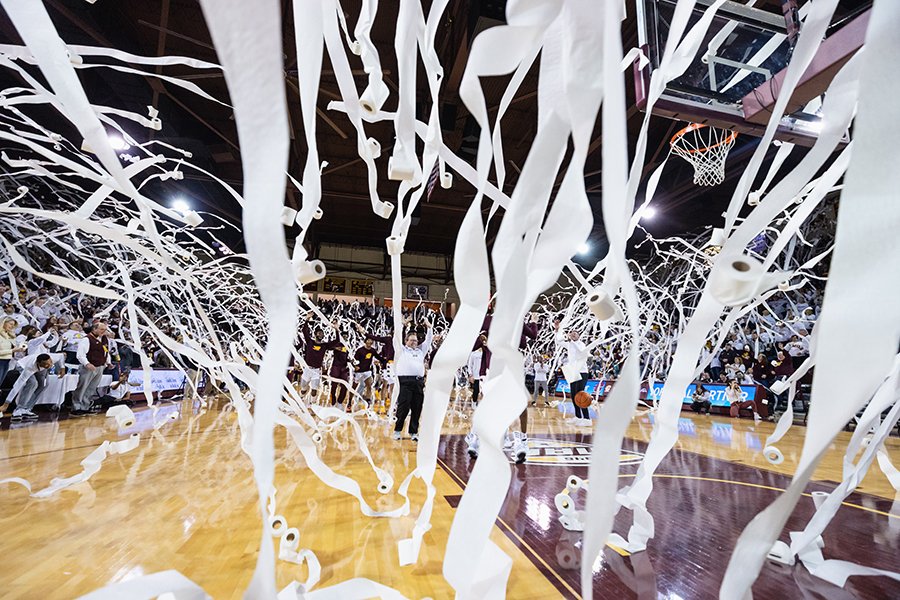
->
xmin=574 ymin=391 xmax=592 ymax=408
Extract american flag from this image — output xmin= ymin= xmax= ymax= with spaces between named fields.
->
xmin=425 ymin=158 xmax=440 ymax=202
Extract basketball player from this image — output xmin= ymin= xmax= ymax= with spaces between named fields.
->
xmin=466 ymin=314 xmax=538 ymax=463
xmin=352 ymin=334 xmax=378 ymax=405
xmin=299 ymin=315 xmax=339 ymax=400
xmin=362 ymin=326 xmax=396 ymax=413
xmin=328 ymin=340 xmax=352 ymax=410
xmin=555 ymin=320 xmax=591 ymax=426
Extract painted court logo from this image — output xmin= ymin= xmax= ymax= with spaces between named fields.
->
xmin=509 ymin=438 xmax=644 ymax=467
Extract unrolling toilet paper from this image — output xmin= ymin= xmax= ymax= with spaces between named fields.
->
xmin=586 ymin=288 xmax=616 ymax=320
xmin=106 ymin=405 xmax=135 ymax=429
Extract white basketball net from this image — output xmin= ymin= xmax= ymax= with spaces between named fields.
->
xmin=670 ymin=124 xmax=738 ymax=186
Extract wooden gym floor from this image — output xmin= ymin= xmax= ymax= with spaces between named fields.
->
xmin=0 ymin=399 xmax=898 ymax=599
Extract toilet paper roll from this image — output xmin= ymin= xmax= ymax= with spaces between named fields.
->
xmin=708 ymin=227 xmax=727 ymax=247
xmin=349 ymin=40 xmax=362 ymax=55
xmin=106 ymin=405 xmax=135 ymax=429
xmin=748 ymin=191 xmax=762 ymax=206
xmin=554 ymin=492 xmax=575 ymax=516
xmin=281 ymin=527 xmax=300 ymax=551
xmin=311 ymin=432 xmax=323 ymax=444
xmin=358 ymin=137 xmax=381 ymax=159
xmin=558 ymin=514 xmax=584 ymax=532
xmin=281 ymin=207 xmax=298 ymax=227
xmin=566 ymin=475 xmax=588 ymax=493
xmin=377 ymin=481 xmax=391 ymax=494
xmin=183 ymin=211 xmax=203 ymax=227
xmin=359 ymin=80 xmax=389 ymax=114
xmin=167 ymin=411 xmax=178 ymax=421
xmin=769 ymin=380 xmax=789 ymax=395
xmin=763 ymin=446 xmax=784 ymax=465
xmin=313 ymin=208 xmax=323 ymax=220
xmin=810 ymin=491 xmax=828 ymax=510
xmin=294 ymin=260 xmax=326 ymax=285
xmin=440 ymin=171 xmax=453 ymax=189
xmin=586 ymin=288 xmax=616 ymax=321
xmin=777 ymin=280 xmax=791 ymax=292
xmin=387 ymin=155 xmax=416 ymax=181
xmin=269 ymin=514 xmax=287 ymax=537
xmin=373 ymin=201 xmax=394 ymax=219
xmin=766 ymin=540 xmax=795 ymax=566
xmin=16 ymin=186 xmax=28 ymax=195
xmin=708 ymin=254 xmax=777 ymax=306
xmin=386 ymin=235 xmax=405 ymax=256
xmin=299 ymin=292 xmax=310 ymax=303
xmin=556 ymin=546 xmax=577 ymax=570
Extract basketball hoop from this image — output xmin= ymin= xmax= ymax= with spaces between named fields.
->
xmin=670 ymin=123 xmax=737 ymax=186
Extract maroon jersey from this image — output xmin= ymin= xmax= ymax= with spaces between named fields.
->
xmin=354 ymin=346 xmax=377 ymax=371
xmin=302 ymin=323 xmax=337 ymax=368
xmin=329 ymin=344 xmax=351 ymax=379
xmin=368 ymin=333 xmax=395 ymax=361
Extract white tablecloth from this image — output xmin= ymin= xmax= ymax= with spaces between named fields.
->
xmin=36 ymin=373 xmax=113 ymax=406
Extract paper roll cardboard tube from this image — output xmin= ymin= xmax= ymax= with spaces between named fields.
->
xmin=587 ymin=288 xmax=616 ymax=320
xmin=269 ymin=515 xmax=287 ymax=536
xmin=709 ymin=254 xmax=776 ymax=306
xmin=359 ymin=81 xmax=389 ymax=114
xmin=388 ymin=155 xmax=415 ymax=181
xmin=295 ymin=260 xmax=326 ymax=285
xmin=386 ymin=235 xmax=405 ymax=256
xmin=281 ymin=527 xmax=300 ymax=551
xmin=359 ymin=137 xmax=381 ymax=159
xmin=373 ymin=201 xmax=394 ymax=219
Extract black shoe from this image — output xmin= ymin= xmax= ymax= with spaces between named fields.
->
xmin=69 ymin=409 xmax=90 ymax=417
xmin=22 ymin=412 xmax=39 ymax=421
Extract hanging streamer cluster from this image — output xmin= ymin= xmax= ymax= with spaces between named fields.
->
xmin=0 ymin=0 xmax=898 ymax=598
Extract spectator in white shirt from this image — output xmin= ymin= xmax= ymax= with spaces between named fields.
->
xmin=467 ymin=344 xmax=484 ymax=404
xmin=392 ymin=320 xmax=433 ymax=442
xmin=61 ymin=321 xmax=87 ymax=364
xmin=28 ymin=297 xmax=49 ymax=329
xmin=5 ymin=352 xmax=65 ymax=421
xmin=3 ymin=303 xmax=30 ymax=333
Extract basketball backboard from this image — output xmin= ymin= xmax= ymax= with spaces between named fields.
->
xmin=633 ymin=0 xmax=869 ymax=146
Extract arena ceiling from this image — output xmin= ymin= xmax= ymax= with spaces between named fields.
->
xmin=0 ymin=0 xmax=866 ymax=258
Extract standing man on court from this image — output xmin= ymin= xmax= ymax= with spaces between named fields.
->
xmin=72 ymin=320 xmax=111 ymax=415
xmin=531 ymin=354 xmax=550 ymax=407
xmin=555 ymin=320 xmax=592 ymax=426
xmin=392 ymin=318 xmax=433 ymax=442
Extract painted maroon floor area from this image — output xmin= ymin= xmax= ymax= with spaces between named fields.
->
xmin=437 ymin=433 xmax=900 ymax=599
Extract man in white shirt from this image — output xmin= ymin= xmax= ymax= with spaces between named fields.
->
xmin=28 ymin=297 xmax=49 ymax=330
xmin=466 ymin=346 xmax=484 ymax=404
xmin=555 ymin=321 xmax=591 ymax=426
xmin=531 ymin=355 xmax=550 ymax=407
xmin=392 ymin=320 xmax=433 ymax=442
xmin=72 ymin=321 xmax=111 ymax=415
xmin=6 ymin=352 xmax=65 ymax=421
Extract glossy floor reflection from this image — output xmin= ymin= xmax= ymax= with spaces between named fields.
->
xmin=0 ymin=399 xmax=897 ymax=599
